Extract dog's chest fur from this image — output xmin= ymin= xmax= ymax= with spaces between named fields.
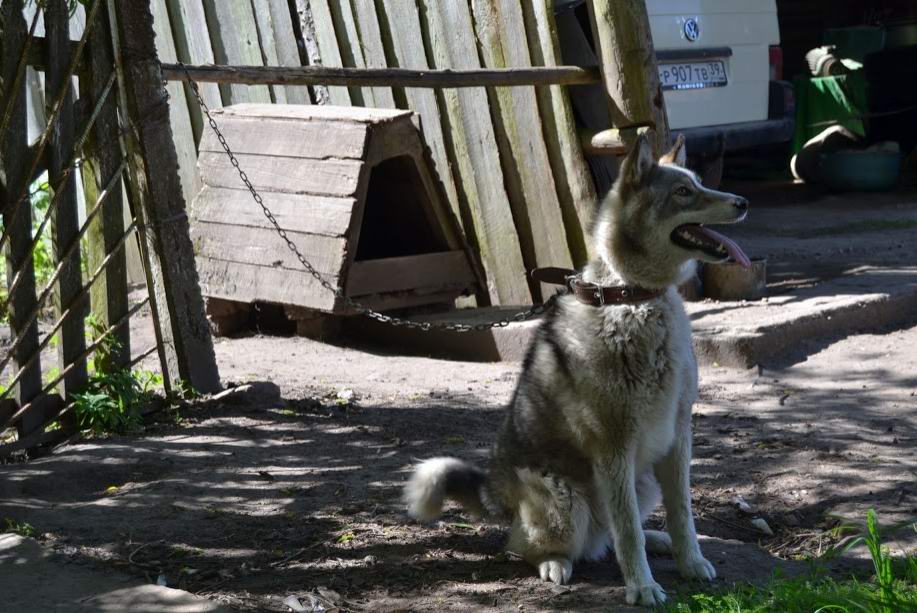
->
xmin=516 ymin=288 xmax=695 ymax=470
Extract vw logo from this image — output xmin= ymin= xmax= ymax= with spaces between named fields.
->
xmin=684 ymin=18 xmax=700 ymax=42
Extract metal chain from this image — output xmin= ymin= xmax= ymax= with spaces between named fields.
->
xmin=179 ymin=63 xmax=554 ymax=333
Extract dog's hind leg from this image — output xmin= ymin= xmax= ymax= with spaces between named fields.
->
xmin=506 ymin=470 xmax=591 ymax=585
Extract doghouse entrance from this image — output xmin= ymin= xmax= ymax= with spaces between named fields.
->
xmin=354 ymin=156 xmax=449 ymax=261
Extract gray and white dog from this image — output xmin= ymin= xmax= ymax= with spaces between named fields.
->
xmin=404 ymin=132 xmax=750 ymax=606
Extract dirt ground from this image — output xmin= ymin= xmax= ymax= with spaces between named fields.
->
xmin=1 ymin=312 xmax=915 ymax=611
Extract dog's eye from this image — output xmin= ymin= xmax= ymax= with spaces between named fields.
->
xmin=675 ymin=186 xmax=693 ymax=197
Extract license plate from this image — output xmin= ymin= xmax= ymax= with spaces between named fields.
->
xmin=658 ymin=60 xmax=727 ymax=91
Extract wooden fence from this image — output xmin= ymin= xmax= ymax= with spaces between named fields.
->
xmin=1 ymin=0 xmax=219 ymax=457
xmin=143 ymin=0 xmax=649 ymax=306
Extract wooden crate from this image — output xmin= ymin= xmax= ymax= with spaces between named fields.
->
xmin=191 ymin=104 xmax=479 ymax=317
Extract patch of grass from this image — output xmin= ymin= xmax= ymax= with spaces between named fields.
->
xmin=667 ymin=511 xmax=917 ymax=613
xmin=3 ymin=517 xmax=36 ymax=538
xmin=71 ymin=316 xmax=164 ymax=435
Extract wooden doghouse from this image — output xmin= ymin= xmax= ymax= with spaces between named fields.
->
xmin=191 ymin=104 xmax=480 ymax=334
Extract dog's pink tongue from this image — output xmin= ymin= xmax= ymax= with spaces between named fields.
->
xmin=686 ymin=226 xmax=752 ymax=269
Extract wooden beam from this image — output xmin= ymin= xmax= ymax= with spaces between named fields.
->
xmin=0 ymin=0 xmax=43 ymax=434
xmin=586 ymin=0 xmax=670 ymax=153
xmin=81 ymin=0 xmax=129 ymax=371
xmin=110 ymin=0 xmax=220 ymax=393
xmin=46 ymin=0 xmax=88 ymax=401
xmin=160 ymin=62 xmax=602 ymax=88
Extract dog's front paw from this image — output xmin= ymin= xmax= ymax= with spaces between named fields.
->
xmin=537 ymin=557 xmax=573 ymax=584
xmin=677 ymin=550 xmax=716 ymax=581
xmin=625 ymin=582 xmax=667 ymax=607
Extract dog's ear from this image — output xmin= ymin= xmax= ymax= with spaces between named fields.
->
xmin=659 ymin=133 xmax=687 ymax=167
xmin=621 ymin=131 xmax=655 ymax=186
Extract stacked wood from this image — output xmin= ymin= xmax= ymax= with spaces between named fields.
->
xmin=192 ymin=104 xmax=478 ymax=315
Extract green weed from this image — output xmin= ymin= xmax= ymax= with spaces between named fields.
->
xmin=666 ymin=510 xmax=917 ymax=613
xmin=3 ymin=517 xmax=36 ymax=538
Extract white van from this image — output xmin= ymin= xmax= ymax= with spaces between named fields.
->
xmin=648 ymin=0 xmax=793 ymax=168
xmin=555 ymin=0 xmax=793 ymax=185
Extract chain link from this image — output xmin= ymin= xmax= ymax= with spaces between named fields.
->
xmin=180 ymin=63 xmax=555 ymax=333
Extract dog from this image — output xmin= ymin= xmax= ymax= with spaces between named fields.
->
xmin=404 ymin=132 xmax=750 ymax=606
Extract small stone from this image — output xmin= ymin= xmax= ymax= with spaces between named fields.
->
xmin=751 ymin=517 xmax=774 ymax=536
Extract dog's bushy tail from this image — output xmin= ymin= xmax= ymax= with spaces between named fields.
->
xmin=404 ymin=457 xmax=487 ymax=521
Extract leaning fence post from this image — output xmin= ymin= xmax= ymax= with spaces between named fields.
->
xmin=0 ymin=0 xmax=44 ymax=433
xmin=586 ymin=0 xmax=671 ymax=153
xmin=81 ymin=0 xmax=129 ymax=370
xmin=46 ymin=0 xmax=89 ymax=398
xmin=109 ymin=0 xmax=220 ymax=393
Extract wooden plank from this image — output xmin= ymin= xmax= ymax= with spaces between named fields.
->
xmin=197 ymin=115 xmax=369 ymax=159
xmin=472 ymin=0 xmax=574 ymax=299
xmin=192 ymin=186 xmax=355 ymax=237
xmin=523 ymin=0 xmax=596 ymax=266
xmin=345 ymin=251 xmax=475 ymax=296
xmin=305 ymin=0 xmax=351 ymax=105
xmin=193 ymin=222 xmax=346 ymax=274
xmin=112 ymin=0 xmax=220 ymax=393
xmin=0 ymin=0 xmax=43 ymax=431
xmin=378 ymin=0 xmax=460 ymax=221
xmin=290 ymin=0 xmax=331 ymax=104
xmin=197 ymin=257 xmax=337 ymax=311
xmin=81 ymin=0 xmax=130 ymax=369
xmin=46 ymin=0 xmax=88 ymax=402
xmin=419 ymin=0 xmax=530 ymax=306
xmin=201 ymin=0 xmax=272 ymax=104
xmin=216 ymin=102 xmax=409 ymax=123
xmin=151 ymin=0 xmax=200 ymax=207
xmin=328 ymin=0 xmax=373 ymax=106
xmin=554 ymin=9 xmax=617 ymax=196
xmin=249 ymin=0 xmax=286 ymax=103
xmin=266 ymin=0 xmax=311 ymax=104
xmin=162 ymin=62 xmax=601 ymax=88
xmin=165 ymin=0 xmax=223 ymax=142
xmin=198 ymin=152 xmax=363 ymax=197
xmin=586 ymin=0 xmax=670 ymax=154
xmin=349 ymin=0 xmax=396 ymax=108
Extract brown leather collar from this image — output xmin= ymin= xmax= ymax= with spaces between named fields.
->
xmin=531 ymin=267 xmax=666 ymax=307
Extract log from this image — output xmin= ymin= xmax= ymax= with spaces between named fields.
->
xmin=110 ymin=0 xmax=220 ymax=393
xmin=586 ymin=0 xmax=670 ymax=153
xmin=160 ymin=62 xmax=602 ymax=88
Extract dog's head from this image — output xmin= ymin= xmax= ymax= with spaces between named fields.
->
xmin=592 ymin=132 xmax=750 ymax=288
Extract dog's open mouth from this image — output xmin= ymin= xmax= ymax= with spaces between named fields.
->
xmin=671 ymin=225 xmax=751 ymax=268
